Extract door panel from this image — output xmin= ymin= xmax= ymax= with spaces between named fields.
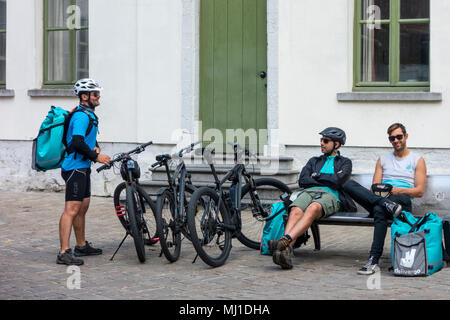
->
xmin=200 ymin=0 xmax=267 ymax=153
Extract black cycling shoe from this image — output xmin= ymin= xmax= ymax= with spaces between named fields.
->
xmin=74 ymin=241 xmax=103 ymax=257
xmin=57 ymin=249 xmax=84 ymax=266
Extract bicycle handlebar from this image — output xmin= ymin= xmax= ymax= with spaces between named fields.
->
xmin=172 ymin=140 xmax=202 ymax=158
xmin=96 ymin=140 xmax=153 ymax=173
xmin=150 ymin=141 xmax=202 ymax=170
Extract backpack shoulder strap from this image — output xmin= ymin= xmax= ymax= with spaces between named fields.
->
xmin=63 ymin=107 xmax=98 ymax=157
xmin=76 ymin=107 xmax=98 ymax=137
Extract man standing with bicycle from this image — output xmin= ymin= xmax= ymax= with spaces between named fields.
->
xmin=57 ymin=78 xmax=111 ymax=266
xmin=271 ymin=127 xmax=357 ymax=269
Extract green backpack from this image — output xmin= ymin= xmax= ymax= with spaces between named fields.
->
xmin=32 ymin=106 xmax=96 ymax=172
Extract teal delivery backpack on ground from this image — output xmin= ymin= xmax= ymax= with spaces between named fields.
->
xmin=391 ymin=211 xmax=443 ymax=276
xmin=260 ymin=202 xmax=286 ymax=255
xmin=32 ymin=106 xmax=69 ymax=172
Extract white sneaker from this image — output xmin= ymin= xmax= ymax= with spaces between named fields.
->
xmin=357 ymin=256 xmax=380 ymax=275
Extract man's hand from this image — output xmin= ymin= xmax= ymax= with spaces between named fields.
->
xmin=391 ymin=187 xmax=401 ymax=195
xmin=96 ymin=154 xmax=111 ymax=165
xmin=311 ymin=172 xmax=320 ymax=180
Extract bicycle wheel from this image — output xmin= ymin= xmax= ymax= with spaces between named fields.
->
xmin=238 ymin=178 xmax=291 ymax=250
xmin=155 ymin=189 xmax=181 ymax=262
xmin=187 ymin=187 xmax=232 ymax=267
xmin=113 ymin=182 xmax=158 ymax=242
xmin=126 ymin=185 xmax=146 ymax=263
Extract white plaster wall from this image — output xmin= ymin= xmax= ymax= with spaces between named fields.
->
xmin=90 ymin=0 xmax=183 ymax=144
xmin=277 ymin=0 xmax=450 ymax=149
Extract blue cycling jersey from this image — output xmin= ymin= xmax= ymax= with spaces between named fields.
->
xmin=61 ymin=106 xmax=98 ymax=171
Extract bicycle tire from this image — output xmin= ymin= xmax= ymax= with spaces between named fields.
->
xmin=126 ymin=185 xmax=146 ymax=263
xmin=187 ymin=187 xmax=232 ymax=267
xmin=155 ymin=189 xmax=181 ymax=262
xmin=238 ymin=177 xmax=291 ymax=250
xmin=113 ymin=182 xmax=158 ymax=241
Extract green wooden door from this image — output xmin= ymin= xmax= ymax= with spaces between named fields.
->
xmin=200 ymin=0 xmax=267 ymax=154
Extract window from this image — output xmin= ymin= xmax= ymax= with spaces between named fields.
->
xmin=354 ymin=0 xmax=430 ymax=92
xmin=43 ymin=0 xmax=88 ymax=88
xmin=0 ymin=0 xmax=6 ymax=88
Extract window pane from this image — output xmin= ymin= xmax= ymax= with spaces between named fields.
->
xmin=400 ymin=23 xmax=429 ymax=82
xmin=361 ymin=0 xmax=390 ymax=20
xmin=47 ymin=31 xmax=71 ymax=82
xmin=0 ymin=0 xmax=6 ymax=30
xmin=47 ymin=0 xmax=72 ymax=28
xmin=400 ymin=0 xmax=429 ymax=19
xmin=0 ymin=32 xmax=5 ymax=83
xmin=76 ymin=29 xmax=89 ymax=79
xmin=360 ymin=24 xmax=389 ymax=82
xmin=76 ymin=0 xmax=88 ymax=28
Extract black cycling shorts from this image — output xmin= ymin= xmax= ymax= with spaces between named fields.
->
xmin=61 ymin=168 xmax=91 ymax=202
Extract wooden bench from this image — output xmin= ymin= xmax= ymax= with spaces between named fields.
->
xmin=307 ymin=174 xmax=450 ymax=251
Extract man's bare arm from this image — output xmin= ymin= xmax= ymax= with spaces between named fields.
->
xmin=372 ymin=158 xmax=383 ymax=185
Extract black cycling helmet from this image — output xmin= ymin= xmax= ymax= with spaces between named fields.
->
xmin=319 ymin=127 xmax=346 ymax=146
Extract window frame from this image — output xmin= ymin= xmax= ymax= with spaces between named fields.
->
xmin=43 ymin=0 xmax=88 ymax=89
xmin=0 ymin=0 xmax=6 ymax=88
xmin=353 ymin=0 xmax=430 ymax=92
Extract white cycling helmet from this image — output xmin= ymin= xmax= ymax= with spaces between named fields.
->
xmin=73 ymin=78 xmax=103 ymax=96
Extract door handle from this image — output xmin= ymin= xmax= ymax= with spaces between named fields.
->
xmin=259 ymin=71 xmax=267 ymax=79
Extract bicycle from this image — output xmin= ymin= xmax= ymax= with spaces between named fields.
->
xmin=150 ymin=141 xmax=201 ymax=263
xmin=187 ymin=142 xmax=292 ymax=267
xmin=97 ymin=141 xmax=158 ymax=263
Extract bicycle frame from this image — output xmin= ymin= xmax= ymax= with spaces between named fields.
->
xmin=206 ymin=146 xmax=266 ymax=235
xmin=166 ymin=160 xmax=190 ymax=227
xmin=152 ymin=142 xmax=200 ymax=234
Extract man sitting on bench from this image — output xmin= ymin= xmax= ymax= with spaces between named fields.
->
xmin=342 ymin=123 xmax=427 ymax=275
xmin=270 ymin=127 xmax=357 ymax=269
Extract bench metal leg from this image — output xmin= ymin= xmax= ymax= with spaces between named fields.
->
xmin=311 ymin=222 xmax=321 ymax=251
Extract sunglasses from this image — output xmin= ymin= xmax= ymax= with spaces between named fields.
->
xmin=388 ymin=134 xmax=404 ymax=142
xmin=320 ymin=138 xmax=332 ymax=144
xmin=90 ymin=91 xmax=100 ymax=97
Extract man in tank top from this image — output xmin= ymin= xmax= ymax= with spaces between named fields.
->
xmin=342 ymin=123 xmax=427 ymax=275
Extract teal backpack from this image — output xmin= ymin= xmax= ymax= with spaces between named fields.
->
xmin=32 ymin=106 xmax=96 ymax=172
xmin=391 ymin=211 xmax=443 ymax=276
xmin=260 ymin=201 xmax=287 ymax=255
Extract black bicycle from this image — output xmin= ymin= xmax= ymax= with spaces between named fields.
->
xmin=97 ymin=141 xmax=158 ymax=263
xmin=151 ymin=142 xmax=201 ymax=263
xmin=187 ymin=143 xmax=292 ymax=267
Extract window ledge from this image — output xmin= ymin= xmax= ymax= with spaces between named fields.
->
xmin=337 ymin=92 xmax=442 ymax=102
xmin=0 ymin=89 xmax=15 ymax=97
xmin=28 ymin=89 xmax=75 ymax=97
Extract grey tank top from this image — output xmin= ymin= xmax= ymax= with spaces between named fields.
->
xmin=380 ymin=152 xmax=421 ymax=188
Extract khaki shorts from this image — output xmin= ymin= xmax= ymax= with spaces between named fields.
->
xmin=289 ymin=188 xmax=340 ymax=218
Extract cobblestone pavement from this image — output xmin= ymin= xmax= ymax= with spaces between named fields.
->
xmin=0 ymin=191 xmax=449 ymax=300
